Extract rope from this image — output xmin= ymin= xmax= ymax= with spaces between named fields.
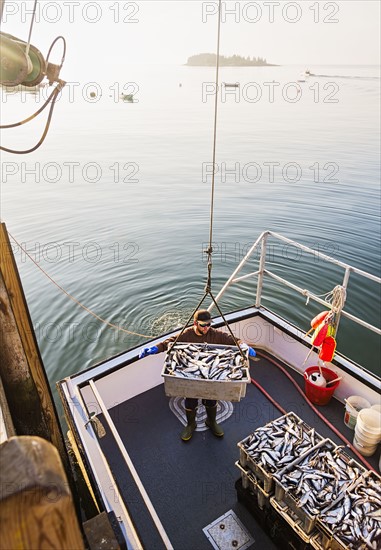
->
xmin=8 ymin=233 xmax=154 ymax=339
xmin=325 ymin=285 xmax=346 ymax=314
xmin=205 ymin=0 xmax=222 ymax=289
xmin=168 ymin=0 xmax=243 ymax=358
xmin=25 ymin=0 xmax=38 ymax=57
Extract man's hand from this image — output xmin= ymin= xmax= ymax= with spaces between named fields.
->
xmin=240 ymin=343 xmax=256 ymax=357
xmin=139 ymin=345 xmax=159 ymax=359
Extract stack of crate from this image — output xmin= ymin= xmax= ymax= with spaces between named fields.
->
xmin=236 ymin=412 xmax=324 ymax=513
xmin=311 ymin=470 xmax=381 ymax=550
xmin=271 ymin=438 xmax=367 ymax=546
xmin=236 ymin=412 xmax=380 ymax=549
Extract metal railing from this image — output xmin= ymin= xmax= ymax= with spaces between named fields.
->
xmin=211 ymin=231 xmax=381 ymax=336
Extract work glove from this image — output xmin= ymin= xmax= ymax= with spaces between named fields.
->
xmin=240 ymin=343 xmax=256 ymax=357
xmin=139 ymin=345 xmax=159 ymax=359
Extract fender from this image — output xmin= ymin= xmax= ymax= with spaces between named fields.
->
xmin=311 ymin=321 xmax=328 ymax=346
xmin=319 ymin=336 xmax=337 ymax=362
xmin=310 ymin=310 xmax=330 ymax=329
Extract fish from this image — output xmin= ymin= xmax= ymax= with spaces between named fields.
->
xmin=164 ymin=343 xmax=249 ymax=382
xmin=276 ymin=446 xmax=381 ymax=548
xmin=238 ymin=413 xmax=324 ymax=481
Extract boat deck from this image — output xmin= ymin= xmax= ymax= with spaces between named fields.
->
xmin=95 ymin=351 xmax=379 ymax=550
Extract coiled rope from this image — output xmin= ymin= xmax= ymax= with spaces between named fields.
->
xmin=325 ymin=285 xmax=347 ymax=314
xmin=9 ymin=233 xmax=154 ymax=339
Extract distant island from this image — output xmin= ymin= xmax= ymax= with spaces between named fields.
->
xmin=186 ymin=53 xmax=277 ymax=67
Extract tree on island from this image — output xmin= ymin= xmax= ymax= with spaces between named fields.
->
xmin=186 ymin=53 xmax=276 ymax=66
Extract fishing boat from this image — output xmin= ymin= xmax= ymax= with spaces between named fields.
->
xmin=58 ymin=230 xmax=381 ymax=550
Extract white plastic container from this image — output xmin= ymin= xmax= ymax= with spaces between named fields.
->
xmin=356 ymin=408 xmax=381 ymax=442
xmin=344 ymin=396 xmax=371 ymax=429
xmin=353 ymin=407 xmax=381 ymax=456
xmin=353 ymin=431 xmax=378 ymax=457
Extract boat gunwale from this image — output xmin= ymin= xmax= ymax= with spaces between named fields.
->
xmin=58 ymin=305 xmax=380 ymax=394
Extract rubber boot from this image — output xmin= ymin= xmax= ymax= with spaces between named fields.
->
xmin=205 ymin=405 xmax=224 ymax=437
xmin=181 ymin=408 xmax=197 ymax=441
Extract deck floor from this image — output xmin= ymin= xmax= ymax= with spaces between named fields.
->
xmin=96 ymin=352 xmax=380 ymax=550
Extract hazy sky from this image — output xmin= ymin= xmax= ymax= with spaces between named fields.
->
xmin=1 ymin=0 xmax=380 ymax=79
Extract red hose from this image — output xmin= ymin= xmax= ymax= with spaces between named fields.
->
xmin=250 ymin=377 xmax=287 ymax=416
xmin=250 ymin=351 xmax=377 ymax=473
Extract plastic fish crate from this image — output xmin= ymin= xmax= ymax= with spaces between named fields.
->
xmin=270 ymin=497 xmax=315 ymax=544
xmin=315 ymin=469 xmax=381 ymax=550
xmin=309 ymin=531 xmax=327 ymax=550
xmin=161 ymin=344 xmax=250 ymax=402
xmin=235 ymin=478 xmax=312 ymax=550
xmin=273 ymin=439 xmax=366 ymax=536
xmin=237 ymin=411 xmax=324 ymax=493
xmin=235 ymin=461 xmax=270 ymax=510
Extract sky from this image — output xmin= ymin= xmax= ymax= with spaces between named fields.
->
xmin=1 ymin=0 xmax=380 ymax=80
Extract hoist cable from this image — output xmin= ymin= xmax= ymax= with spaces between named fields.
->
xmin=25 ymin=0 xmax=38 ymax=57
xmin=169 ymin=0 xmax=244 ymax=359
xmin=46 ymin=36 xmax=67 ymax=70
xmin=205 ymin=0 xmax=222 ymax=292
xmin=0 ymin=80 xmax=66 ymax=154
xmin=0 ymin=85 xmax=61 ymax=129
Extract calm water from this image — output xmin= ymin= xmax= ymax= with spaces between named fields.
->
xmin=1 ymin=64 xmax=380 ymax=408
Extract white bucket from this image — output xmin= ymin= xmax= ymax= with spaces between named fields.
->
xmin=344 ymin=396 xmax=371 ymax=429
xmin=356 ymin=408 xmax=381 ymax=443
xmin=371 ymin=403 xmax=381 ymax=414
xmin=353 ymin=432 xmax=378 ymax=457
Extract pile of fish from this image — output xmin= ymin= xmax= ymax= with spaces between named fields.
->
xmin=239 ymin=413 xmax=321 ymax=473
xmin=319 ymin=472 xmax=381 ymax=549
xmin=164 ymin=343 xmax=248 ymax=381
xmin=274 ymin=442 xmax=364 ymax=517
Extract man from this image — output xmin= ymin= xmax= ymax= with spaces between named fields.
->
xmin=139 ymin=309 xmax=256 ymax=441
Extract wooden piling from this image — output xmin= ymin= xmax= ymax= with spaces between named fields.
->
xmin=0 ymin=375 xmax=15 ymax=442
xmin=0 ymin=436 xmax=84 ymax=550
xmin=0 ymin=269 xmax=50 ymax=437
xmin=0 ymin=223 xmax=67 ymax=466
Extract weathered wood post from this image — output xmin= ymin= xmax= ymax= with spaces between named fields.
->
xmin=0 ymin=223 xmax=67 ymax=465
xmin=0 ymin=269 xmax=51 ymax=437
xmin=0 ymin=436 xmax=84 ymax=549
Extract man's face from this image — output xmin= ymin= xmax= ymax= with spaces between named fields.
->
xmin=194 ymin=320 xmax=211 ymax=335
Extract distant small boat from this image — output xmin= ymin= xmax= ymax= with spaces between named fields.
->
xmin=120 ymin=93 xmax=134 ymax=102
xmin=223 ymin=82 xmax=239 ymax=88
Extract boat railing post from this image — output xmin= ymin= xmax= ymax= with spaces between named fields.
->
xmin=255 ymin=232 xmax=268 ymax=307
xmin=335 ymin=266 xmax=351 ymax=333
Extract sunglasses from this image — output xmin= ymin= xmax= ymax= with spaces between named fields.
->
xmin=198 ymin=321 xmax=211 ymax=327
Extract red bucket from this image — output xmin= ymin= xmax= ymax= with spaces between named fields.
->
xmin=304 ymin=366 xmax=340 ymax=406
